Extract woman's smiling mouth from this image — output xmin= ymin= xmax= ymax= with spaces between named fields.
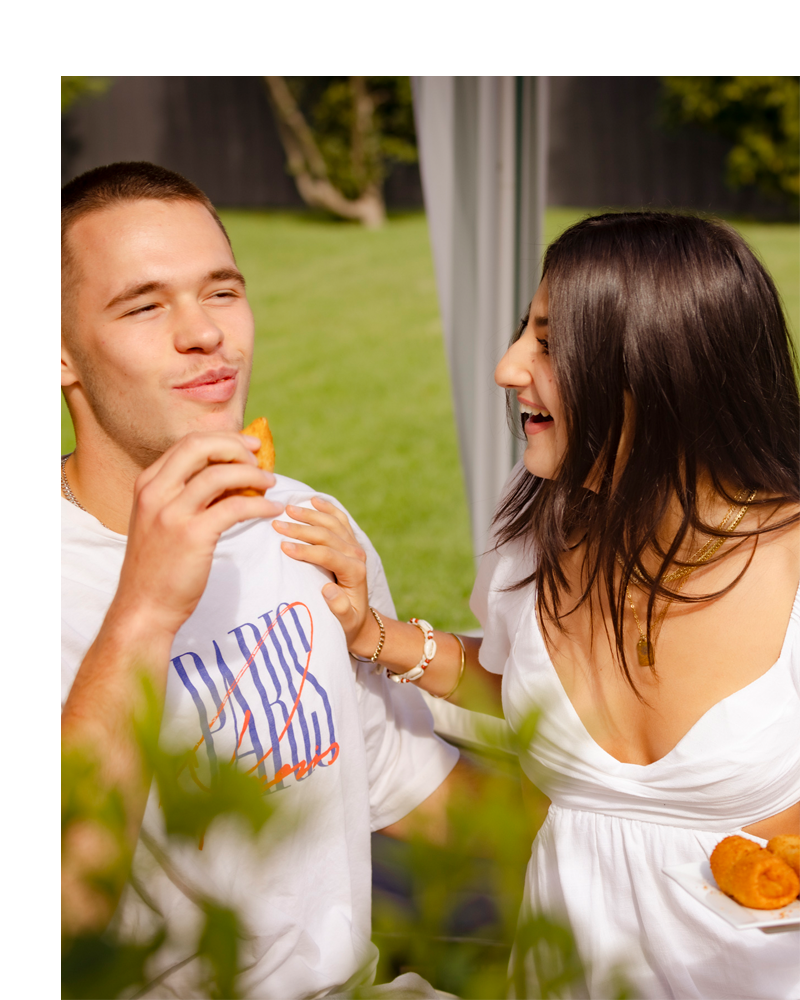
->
xmin=519 ymin=401 xmax=554 ymax=434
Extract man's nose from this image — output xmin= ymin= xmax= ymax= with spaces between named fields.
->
xmin=173 ymin=303 xmax=224 ymax=353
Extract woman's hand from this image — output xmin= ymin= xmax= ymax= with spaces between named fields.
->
xmin=273 ymin=497 xmax=372 ymax=649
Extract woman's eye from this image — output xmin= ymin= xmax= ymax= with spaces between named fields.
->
xmin=537 ymin=338 xmax=550 ymax=355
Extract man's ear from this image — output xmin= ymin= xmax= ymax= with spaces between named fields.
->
xmin=61 ymin=335 xmax=80 ymax=388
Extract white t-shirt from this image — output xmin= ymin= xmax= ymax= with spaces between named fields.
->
xmin=62 ymin=476 xmax=458 ymax=1000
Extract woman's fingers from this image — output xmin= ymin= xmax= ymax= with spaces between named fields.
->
xmin=273 ymin=518 xmax=365 ymax=562
xmin=321 ymin=582 xmax=362 ymax=631
xmin=279 ymin=538 xmax=366 ymax=587
xmin=287 ymin=500 xmax=359 ymax=543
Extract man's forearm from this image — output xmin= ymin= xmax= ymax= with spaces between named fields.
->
xmin=61 ymin=603 xmax=176 ymax=935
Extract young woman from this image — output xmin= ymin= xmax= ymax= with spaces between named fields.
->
xmin=273 ymin=212 xmax=800 ymax=999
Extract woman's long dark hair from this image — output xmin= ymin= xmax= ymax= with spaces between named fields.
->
xmin=496 ymin=211 xmax=800 ymax=692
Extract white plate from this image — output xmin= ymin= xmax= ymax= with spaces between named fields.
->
xmin=663 ymin=860 xmax=800 ymax=931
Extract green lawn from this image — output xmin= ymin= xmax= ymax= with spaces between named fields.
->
xmin=61 ymin=208 xmax=800 ymax=631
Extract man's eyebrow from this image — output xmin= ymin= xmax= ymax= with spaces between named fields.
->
xmin=205 ymin=268 xmax=246 ymax=287
xmin=105 ymin=281 xmax=165 ymax=311
xmin=104 ymin=269 xmax=246 ymax=312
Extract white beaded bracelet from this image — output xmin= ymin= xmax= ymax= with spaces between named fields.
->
xmin=388 ymin=618 xmax=437 ymax=684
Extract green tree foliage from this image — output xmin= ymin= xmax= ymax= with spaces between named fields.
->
xmin=292 ymin=76 xmax=418 ymax=201
xmin=662 ymin=77 xmax=800 ymax=202
xmin=61 ymin=77 xmax=111 ymax=114
xmin=264 ymin=76 xmax=418 ymax=227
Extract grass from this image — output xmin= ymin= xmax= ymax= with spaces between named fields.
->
xmin=61 ymin=208 xmax=800 ymax=631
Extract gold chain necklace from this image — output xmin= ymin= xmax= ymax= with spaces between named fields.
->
xmin=623 ymin=489 xmax=757 ymax=667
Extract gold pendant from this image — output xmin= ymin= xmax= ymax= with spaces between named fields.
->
xmin=637 ymin=638 xmax=654 ymax=667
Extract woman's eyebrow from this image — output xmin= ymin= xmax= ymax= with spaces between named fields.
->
xmin=533 ymin=315 xmax=549 ymax=327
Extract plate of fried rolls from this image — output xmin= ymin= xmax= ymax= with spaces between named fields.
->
xmin=664 ymin=835 xmax=800 ymax=930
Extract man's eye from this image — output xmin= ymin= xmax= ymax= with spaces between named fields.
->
xmin=537 ymin=338 xmax=550 ymax=355
xmin=126 ymin=303 xmax=157 ymax=316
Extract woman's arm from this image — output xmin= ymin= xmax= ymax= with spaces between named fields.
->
xmin=273 ymin=497 xmax=486 ymax=700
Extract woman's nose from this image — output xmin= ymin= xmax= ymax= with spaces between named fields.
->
xmin=495 ymin=338 xmax=531 ymax=390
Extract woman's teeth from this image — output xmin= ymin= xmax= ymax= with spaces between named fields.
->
xmin=520 ymin=403 xmax=553 ymax=428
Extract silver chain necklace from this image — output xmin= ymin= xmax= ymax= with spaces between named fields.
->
xmin=61 ymin=453 xmax=88 ymax=511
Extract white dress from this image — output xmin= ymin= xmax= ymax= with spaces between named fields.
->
xmin=471 ymin=535 xmax=800 ymax=1000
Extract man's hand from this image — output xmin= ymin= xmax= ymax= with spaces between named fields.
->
xmin=273 ymin=497 xmax=371 ymax=649
xmin=113 ymin=431 xmax=283 ymax=638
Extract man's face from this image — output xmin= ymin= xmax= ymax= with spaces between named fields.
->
xmin=62 ymin=198 xmax=254 ymax=463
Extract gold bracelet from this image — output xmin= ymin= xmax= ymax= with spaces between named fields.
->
xmin=428 ymin=632 xmax=466 ymax=700
xmin=368 ymin=606 xmax=386 ymax=663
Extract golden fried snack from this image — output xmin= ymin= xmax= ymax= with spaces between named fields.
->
xmin=709 ymin=836 xmax=761 ymax=896
xmin=727 ymin=848 xmax=800 ymax=909
xmin=767 ymin=835 xmax=800 ymax=878
xmin=216 ymin=417 xmax=276 ymax=500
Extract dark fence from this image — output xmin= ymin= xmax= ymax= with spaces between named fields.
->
xmin=61 ymin=76 xmax=423 ymax=209
xmin=62 ymin=77 xmax=796 ymax=220
xmin=547 ymin=77 xmax=794 ymax=219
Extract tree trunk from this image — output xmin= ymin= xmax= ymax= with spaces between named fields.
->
xmin=264 ymin=76 xmax=386 ymax=229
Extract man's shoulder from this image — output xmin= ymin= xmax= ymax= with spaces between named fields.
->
xmin=269 ymin=474 xmax=354 ymax=522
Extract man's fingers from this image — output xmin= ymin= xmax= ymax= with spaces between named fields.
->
xmin=202 ymin=494 xmax=284 ymax=536
xmin=176 ymin=462 xmax=276 ymax=512
xmin=137 ymin=431 xmax=260 ymax=498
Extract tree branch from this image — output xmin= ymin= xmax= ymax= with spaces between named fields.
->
xmin=264 ymin=76 xmax=386 ymax=229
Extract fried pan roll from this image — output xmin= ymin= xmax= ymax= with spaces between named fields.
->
xmin=216 ymin=417 xmax=276 ymax=501
xmin=767 ymin=834 xmax=800 ymax=878
xmin=728 ymin=848 xmax=800 ymax=909
xmin=709 ymin=836 xmax=761 ymax=896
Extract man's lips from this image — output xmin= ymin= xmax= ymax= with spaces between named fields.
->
xmin=174 ymin=367 xmax=238 ymax=403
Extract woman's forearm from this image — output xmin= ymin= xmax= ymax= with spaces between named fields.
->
xmin=350 ymin=614 xmax=483 ymax=699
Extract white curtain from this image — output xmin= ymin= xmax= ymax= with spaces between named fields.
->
xmin=412 ymin=77 xmax=549 ymax=560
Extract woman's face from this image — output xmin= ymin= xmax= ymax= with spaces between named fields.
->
xmin=495 ymin=278 xmax=568 ymax=480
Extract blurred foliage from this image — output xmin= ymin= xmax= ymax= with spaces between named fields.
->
xmin=285 ymin=77 xmax=418 ymax=201
xmin=63 ymin=683 xmax=628 ymax=997
xmin=662 ymin=77 xmax=800 ymax=201
xmin=61 ymin=76 xmax=112 ymax=115
xmin=369 ymin=711 xmax=631 ymax=999
xmin=62 ymin=676 xmax=274 ymax=999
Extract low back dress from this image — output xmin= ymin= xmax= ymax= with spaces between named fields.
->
xmin=471 ymin=533 xmax=800 ymax=1000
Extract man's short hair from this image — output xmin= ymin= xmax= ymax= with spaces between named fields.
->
xmin=61 ymin=162 xmax=232 ymax=329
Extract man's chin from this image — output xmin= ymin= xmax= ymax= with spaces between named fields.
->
xmin=180 ymin=404 xmax=248 ymax=437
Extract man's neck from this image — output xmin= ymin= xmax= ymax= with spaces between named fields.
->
xmin=62 ymin=436 xmax=153 ymax=535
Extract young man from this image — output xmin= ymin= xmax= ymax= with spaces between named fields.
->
xmin=61 ymin=162 xmax=459 ymax=999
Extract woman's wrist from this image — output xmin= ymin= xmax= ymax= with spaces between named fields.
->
xmin=349 ymin=608 xmax=384 ymax=661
